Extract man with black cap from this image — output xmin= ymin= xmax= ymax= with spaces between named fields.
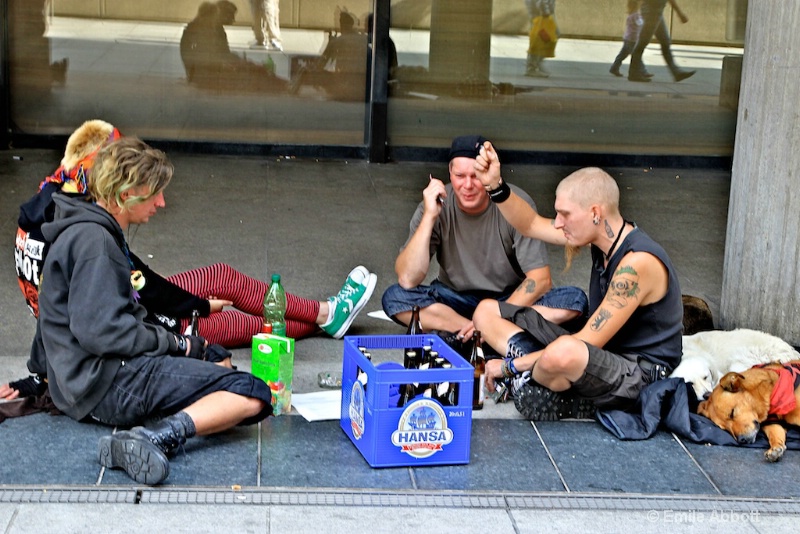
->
xmin=382 ymin=135 xmax=588 ymax=356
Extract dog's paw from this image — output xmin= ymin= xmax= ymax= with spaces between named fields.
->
xmin=764 ymin=446 xmax=786 ymax=462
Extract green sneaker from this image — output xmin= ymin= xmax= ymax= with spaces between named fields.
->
xmin=321 ymin=267 xmax=377 ymax=339
xmin=337 ymin=265 xmax=370 ymax=295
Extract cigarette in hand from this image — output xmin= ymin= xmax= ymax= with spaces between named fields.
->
xmin=430 ymin=174 xmax=445 ymax=205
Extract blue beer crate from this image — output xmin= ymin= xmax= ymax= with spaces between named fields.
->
xmin=340 ymin=335 xmax=474 ymax=468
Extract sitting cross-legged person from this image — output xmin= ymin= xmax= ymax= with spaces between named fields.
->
xmin=381 ymin=134 xmax=588 ymax=358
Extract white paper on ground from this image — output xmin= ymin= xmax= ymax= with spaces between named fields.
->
xmin=290 ymin=390 xmax=342 ymax=422
xmin=366 ymin=310 xmax=393 ymax=321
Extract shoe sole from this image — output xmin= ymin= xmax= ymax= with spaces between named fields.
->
xmin=514 ymin=383 xmax=595 ymax=421
xmin=331 ymin=272 xmax=377 ymax=339
xmin=99 ymin=433 xmax=169 ymax=485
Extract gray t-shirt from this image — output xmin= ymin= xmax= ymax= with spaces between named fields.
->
xmin=403 ymin=184 xmax=548 ymax=295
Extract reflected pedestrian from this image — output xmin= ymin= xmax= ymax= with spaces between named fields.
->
xmin=524 ymin=0 xmax=557 ymax=78
xmin=610 ymin=0 xmax=643 ymax=78
xmin=250 ymin=0 xmax=283 ymax=50
xmin=628 ymin=0 xmax=695 ymax=83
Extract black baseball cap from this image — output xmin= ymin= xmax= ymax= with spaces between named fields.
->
xmin=448 ymin=134 xmax=487 ymax=161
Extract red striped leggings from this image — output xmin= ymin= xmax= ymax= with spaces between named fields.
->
xmin=167 ymin=263 xmax=321 ymax=347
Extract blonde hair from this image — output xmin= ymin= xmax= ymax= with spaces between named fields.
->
xmin=61 ymin=119 xmax=116 ymax=169
xmin=89 ymin=137 xmax=173 ymax=212
xmin=556 ymin=167 xmax=620 ymax=214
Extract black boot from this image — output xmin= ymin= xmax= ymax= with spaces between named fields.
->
xmin=130 ymin=411 xmax=197 ymax=457
xmin=98 ymin=412 xmax=196 ymax=485
xmin=514 ymin=381 xmax=596 ymax=421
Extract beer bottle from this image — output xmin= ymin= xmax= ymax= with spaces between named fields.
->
xmin=398 ymin=382 xmax=416 ymax=407
xmin=190 ymin=309 xmax=200 ymax=337
xmin=405 ymin=305 xmax=425 ymax=361
xmin=421 ymin=354 xmax=439 ymax=399
xmin=469 ymin=330 xmax=485 ymax=410
xmin=357 ymin=351 xmax=371 ymax=391
xmin=439 ymin=362 xmax=459 ymax=406
xmin=403 ymin=349 xmax=419 ymax=370
xmin=420 ymin=344 xmax=433 ymax=368
xmin=406 ymin=305 xmax=423 ymax=336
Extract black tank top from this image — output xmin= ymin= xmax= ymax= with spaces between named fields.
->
xmin=589 ymin=225 xmax=683 ymax=370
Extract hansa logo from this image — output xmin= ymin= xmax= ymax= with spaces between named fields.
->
xmin=348 ymin=381 xmax=365 ymax=440
xmin=391 ymin=399 xmax=453 ymax=458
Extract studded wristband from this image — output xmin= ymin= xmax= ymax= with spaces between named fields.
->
xmin=487 ymin=180 xmax=511 ymax=203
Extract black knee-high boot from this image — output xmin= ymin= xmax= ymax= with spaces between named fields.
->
xmin=98 ymin=411 xmax=197 ymax=485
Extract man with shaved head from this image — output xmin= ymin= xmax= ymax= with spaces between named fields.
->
xmin=472 ymin=144 xmax=683 ymax=420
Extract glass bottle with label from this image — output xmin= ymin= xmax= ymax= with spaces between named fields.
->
xmin=469 ymin=330 xmax=485 ymax=410
xmin=439 ymin=362 xmax=459 ymax=406
xmin=357 ymin=350 xmax=371 ymax=392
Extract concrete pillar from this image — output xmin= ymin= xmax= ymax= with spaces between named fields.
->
xmin=721 ymin=0 xmax=800 ymax=344
xmin=428 ymin=0 xmax=492 ymax=97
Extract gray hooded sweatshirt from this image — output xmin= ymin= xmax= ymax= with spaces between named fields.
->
xmin=30 ymin=194 xmax=179 ymax=421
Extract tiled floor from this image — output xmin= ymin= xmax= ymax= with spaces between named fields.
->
xmin=4 ymin=149 xmax=800 ymax=531
xmin=6 ymin=410 xmax=800 ymax=501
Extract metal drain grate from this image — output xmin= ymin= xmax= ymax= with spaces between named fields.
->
xmin=0 ymin=488 xmax=136 ymax=504
xmin=3 ymin=486 xmax=800 ymax=514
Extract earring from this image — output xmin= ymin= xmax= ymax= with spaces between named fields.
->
xmin=593 ymin=217 xmax=600 ymax=225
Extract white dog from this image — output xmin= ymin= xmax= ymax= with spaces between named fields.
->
xmin=670 ymin=328 xmax=800 ymax=399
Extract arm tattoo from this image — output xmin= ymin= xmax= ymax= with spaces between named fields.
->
xmin=604 ymin=219 xmax=614 ymax=238
xmin=590 ymin=308 xmax=612 ymax=331
xmin=607 ymin=265 xmax=640 ymax=309
xmin=515 ymin=279 xmax=537 ymax=294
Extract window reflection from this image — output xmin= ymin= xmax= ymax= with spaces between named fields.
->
xmin=8 ymin=0 xmax=369 ymax=145
xmin=387 ymin=0 xmax=745 ymax=157
xmin=6 ymin=0 xmax=745 ymax=158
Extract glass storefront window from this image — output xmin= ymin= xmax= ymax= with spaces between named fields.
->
xmin=387 ymin=0 xmax=745 ymax=158
xmin=7 ymin=0 xmax=371 ymax=146
xmin=4 ymin=0 xmax=745 ymax=159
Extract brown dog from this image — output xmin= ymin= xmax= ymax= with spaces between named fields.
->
xmin=698 ymin=361 xmax=800 ymax=462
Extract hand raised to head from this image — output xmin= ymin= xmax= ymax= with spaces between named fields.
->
xmin=474 ymin=141 xmax=503 ymax=191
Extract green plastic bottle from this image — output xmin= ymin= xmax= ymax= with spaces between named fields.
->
xmin=263 ymin=273 xmax=287 ymax=337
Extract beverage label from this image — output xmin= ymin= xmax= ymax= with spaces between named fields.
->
xmin=391 ymin=398 xmax=454 ymax=459
xmin=348 ymin=380 xmax=366 ymax=440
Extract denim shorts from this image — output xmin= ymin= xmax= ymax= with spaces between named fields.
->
xmin=382 ymin=279 xmax=588 ymax=326
xmin=89 ymin=356 xmax=273 ymax=427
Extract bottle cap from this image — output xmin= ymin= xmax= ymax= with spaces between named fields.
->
xmin=271 ymin=273 xmax=281 ymax=283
